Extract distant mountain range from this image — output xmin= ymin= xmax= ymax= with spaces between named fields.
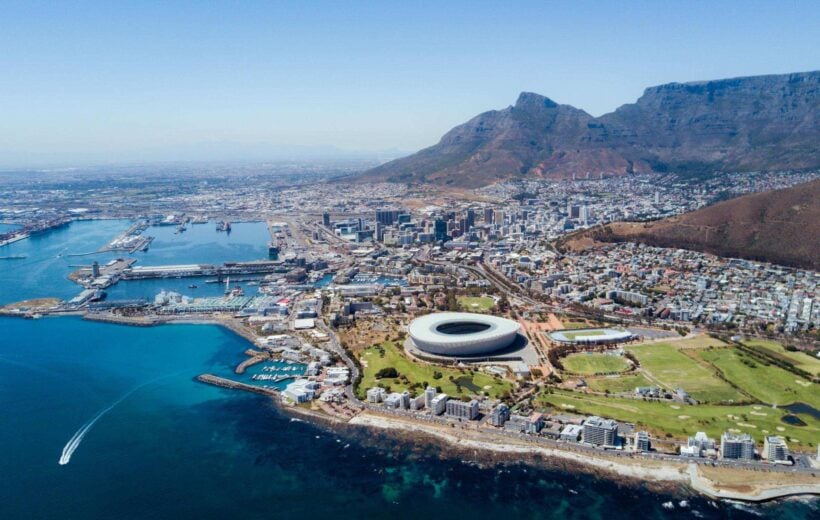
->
xmin=358 ymin=71 xmax=820 ymax=187
xmin=565 ymin=178 xmax=820 ymax=270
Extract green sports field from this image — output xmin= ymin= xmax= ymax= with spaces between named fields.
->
xmin=457 ymin=296 xmax=495 ymax=312
xmin=562 ymin=352 xmax=630 ymax=375
xmin=356 ymin=341 xmax=512 ymax=399
xmin=626 ymin=342 xmax=745 ymax=403
xmin=561 ymin=330 xmax=606 ymax=340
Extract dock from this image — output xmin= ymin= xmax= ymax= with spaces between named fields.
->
xmin=196 ymin=374 xmax=280 ymax=397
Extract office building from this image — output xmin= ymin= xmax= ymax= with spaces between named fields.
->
xmin=322 ymin=212 xmax=331 ymax=228
xmin=582 ymin=416 xmax=618 ymax=446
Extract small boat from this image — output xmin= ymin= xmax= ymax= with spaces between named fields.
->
xmin=188 ymin=284 xmax=198 ymax=289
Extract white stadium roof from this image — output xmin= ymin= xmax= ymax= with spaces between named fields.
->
xmin=408 ymin=312 xmax=520 ymax=356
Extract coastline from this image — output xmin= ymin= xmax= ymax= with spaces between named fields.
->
xmin=7 ymin=310 xmax=819 ymax=504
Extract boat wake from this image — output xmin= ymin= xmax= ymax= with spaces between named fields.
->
xmin=58 ymin=372 xmax=181 ymax=465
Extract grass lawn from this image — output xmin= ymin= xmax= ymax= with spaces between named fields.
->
xmin=562 ymin=329 xmax=607 ymax=340
xmin=356 ymin=341 xmax=513 ymax=400
xmin=560 ymin=320 xmax=590 ymax=330
xmin=671 ymin=336 xmax=727 ymax=349
xmin=586 ymin=373 xmax=654 ymax=394
xmin=537 ymin=389 xmax=820 ymax=448
xmin=698 ymin=347 xmax=818 ymax=408
xmin=457 ymin=296 xmax=495 ymax=312
xmin=742 ymin=339 xmax=820 ymax=377
xmin=562 ymin=352 xmax=630 ymax=375
xmin=627 ymin=342 xmax=744 ymax=403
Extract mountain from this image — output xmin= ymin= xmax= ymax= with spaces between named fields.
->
xmin=358 ymin=71 xmax=820 ymax=187
xmin=567 ymin=178 xmax=820 ymax=270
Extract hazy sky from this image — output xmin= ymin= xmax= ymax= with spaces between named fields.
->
xmin=1 ymin=1 xmax=818 ymax=166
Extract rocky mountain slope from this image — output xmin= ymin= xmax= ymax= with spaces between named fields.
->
xmin=570 ymin=178 xmax=820 ymax=270
xmin=359 ymin=71 xmax=819 ymax=187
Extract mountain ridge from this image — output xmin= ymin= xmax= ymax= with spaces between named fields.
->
xmin=357 ymin=71 xmax=820 ymax=187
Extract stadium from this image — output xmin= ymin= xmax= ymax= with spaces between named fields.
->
xmin=408 ymin=312 xmax=521 ymax=356
xmin=548 ymin=327 xmax=634 ymax=345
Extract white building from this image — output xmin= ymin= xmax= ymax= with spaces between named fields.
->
xmin=763 ymin=436 xmax=790 ymax=464
xmin=430 ymin=394 xmax=449 ymax=415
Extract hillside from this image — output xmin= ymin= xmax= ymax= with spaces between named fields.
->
xmin=568 ymin=179 xmax=820 ymax=270
xmin=358 ymin=71 xmax=820 ymax=187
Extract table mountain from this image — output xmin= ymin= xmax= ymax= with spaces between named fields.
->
xmin=358 ymin=71 xmax=819 ymax=187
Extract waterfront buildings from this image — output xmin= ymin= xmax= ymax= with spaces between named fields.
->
xmin=489 ymin=404 xmax=510 ymax=427
xmin=430 ymin=393 xmax=449 ymax=416
xmin=582 ymin=416 xmax=618 ymax=447
xmin=633 ymin=431 xmax=651 ymax=452
xmin=445 ymin=399 xmax=479 ymax=420
xmin=763 ymin=436 xmax=790 ymax=464
xmin=721 ymin=432 xmax=756 ymax=460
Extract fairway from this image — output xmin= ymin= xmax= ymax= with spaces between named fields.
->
xmin=587 ymin=373 xmax=653 ymax=394
xmin=698 ymin=347 xmax=819 ymax=408
xmin=538 ymin=389 xmax=820 ymax=448
xmin=627 ymin=342 xmax=744 ymax=403
xmin=357 ymin=341 xmax=512 ymax=399
xmin=458 ymin=296 xmax=495 ymax=312
xmin=742 ymin=339 xmax=820 ymax=376
xmin=562 ymin=352 xmax=630 ymax=375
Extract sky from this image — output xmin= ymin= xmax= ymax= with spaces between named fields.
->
xmin=0 ymin=0 xmax=818 ymax=167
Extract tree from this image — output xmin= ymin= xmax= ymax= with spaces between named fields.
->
xmin=376 ymin=367 xmax=399 ymax=379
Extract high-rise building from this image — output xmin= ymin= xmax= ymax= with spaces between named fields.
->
xmin=489 ymin=404 xmax=510 ymax=427
xmin=445 ymin=399 xmax=479 ymax=420
xmin=91 ymin=261 xmax=100 ymax=278
xmin=322 ymin=212 xmax=331 ymax=228
xmin=424 ymin=386 xmax=436 ymax=409
xmin=721 ymin=432 xmax=756 ymax=460
xmin=375 ymin=209 xmax=401 ymax=226
xmin=430 ymin=394 xmax=449 ymax=416
xmin=582 ymin=416 xmax=618 ymax=446
xmin=633 ymin=431 xmax=651 ymax=452
xmin=464 ymin=209 xmax=475 ymax=231
xmin=434 ymin=219 xmax=448 ymax=242
xmin=763 ymin=436 xmax=789 ymax=463
xmin=484 ymin=207 xmax=494 ymax=224
xmin=493 ymin=210 xmax=505 ymax=226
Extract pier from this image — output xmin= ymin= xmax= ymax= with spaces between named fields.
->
xmin=196 ymin=374 xmax=280 ymax=397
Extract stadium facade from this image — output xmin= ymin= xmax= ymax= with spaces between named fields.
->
xmin=408 ymin=312 xmax=521 ymax=356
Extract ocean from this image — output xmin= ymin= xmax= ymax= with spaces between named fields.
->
xmin=0 ymin=220 xmax=816 ymax=519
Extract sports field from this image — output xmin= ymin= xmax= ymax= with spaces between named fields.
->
xmin=562 ymin=330 xmax=606 ymax=340
xmin=357 ymin=341 xmax=512 ymax=399
xmin=698 ymin=347 xmax=818 ymax=408
xmin=742 ymin=339 xmax=820 ymax=376
xmin=626 ymin=342 xmax=745 ymax=403
xmin=538 ymin=389 xmax=820 ymax=447
xmin=562 ymin=353 xmax=630 ymax=375
xmin=458 ymin=296 xmax=495 ymax=312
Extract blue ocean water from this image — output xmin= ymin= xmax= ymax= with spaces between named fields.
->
xmin=0 ymin=222 xmax=816 ymax=519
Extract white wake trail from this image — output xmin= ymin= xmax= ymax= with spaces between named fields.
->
xmin=58 ymin=372 xmax=182 ymax=465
